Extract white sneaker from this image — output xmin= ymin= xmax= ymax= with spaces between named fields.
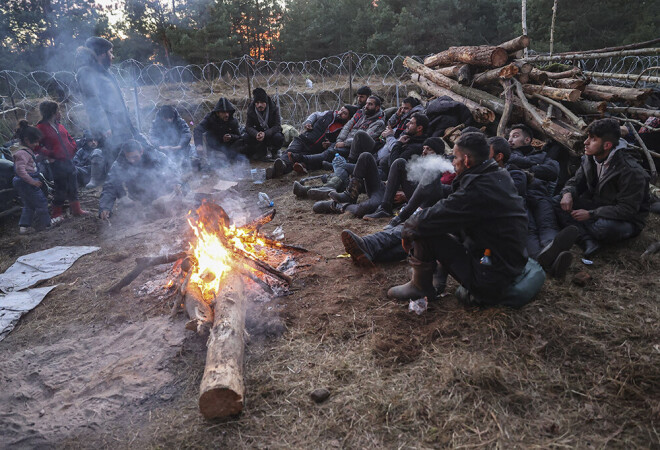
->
xmin=19 ymin=226 xmax=29 ymax=235
xmin=51 ymin=216 xmax=64 ymax=226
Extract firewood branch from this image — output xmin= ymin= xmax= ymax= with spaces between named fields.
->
xmin=108 ymin=251 xmax=188 ymax=293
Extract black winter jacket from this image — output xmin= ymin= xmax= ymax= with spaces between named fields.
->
xmin=388 ymin=134 xmax=428 ymax=167
xmin=300 ymin=110 xmax=344 ymax=148
xmin=194 ymin=98 xmax=241 ymax=149
xmin=403 ymin=159 xmax=528 ymax=294
xmin=245 ymin=96 xmax=282 ymax=138
xmin=150 ymin=108 xmax=191 ymax=149
xmin=561 ymin=147 xmax=650 ymax=232
xmin=425 ymin=96 xmax=475 ymax=137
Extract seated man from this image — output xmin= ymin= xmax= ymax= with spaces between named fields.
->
xmin=243 ymin=88 xmax=283 ymax=161
xmin=293 ymin=96 xmax=386 ymax=171
xmin=268 ymin=105 xmax=357 ymax=178
xmin=376 ymin=97 xmax=424 ymax=163
xmin=508 ymin=124 xmax=561 ymax=259
xmin=388 ymin=132 xmax=530 ymax=306
xmin=98 ymin=140 xmax=182 ymax=220
xmin=556 ymin=118 xmax=650 ymax=258
xmin=150 ymin=105 xmax=192 ymax=167
xmin=194 ymin=97 xmax=242 ymax=166
xmin=316 ymin=113 xmax=429 ymax=217
xmin=73 ymin=130 xmax=106 ymax=188
xmin=355 ymin=85 xmax=372 ymax=109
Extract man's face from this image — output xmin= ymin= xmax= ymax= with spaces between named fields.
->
xmin=356 ymin=94 xmax=368 ymax=107
xmin=405 ymin=117 xmax=420 ymax=136
xmin=508 ymin=128 xmax=530 ymax=148
xmin=489 ymin=145 xmax=504 ymax=167
xmin=422 ymin=145 xmax=437 ymax=157
xmin=401 ymin=102 xmax=413 ymax=115
xmin=338 ymin=107 xmax=350 ymax=122
xmin=584 ymin=134 xmax=611 ymax=158
xmin=89 ymin=139 xmax=99 ymax=149
xmin=452 ymin=146 xmax=469 ymax=175
xmin=97 ymin=49 xmax=113 ymax=69
xmin=255 ymin=101 xmax=267 ymax=112
xmin=216 ymin=111 xmax=230 ymax=121
xmin=124 ymin=149 xmax=143 ymax=165
xmin=364 ymin=98 xmax=378 ymax=115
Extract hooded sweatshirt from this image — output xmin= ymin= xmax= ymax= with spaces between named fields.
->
xmin=149 ymin=108 xmax=192 ymax=149
xmin=193 ymin=98 xmax=241 ymax=149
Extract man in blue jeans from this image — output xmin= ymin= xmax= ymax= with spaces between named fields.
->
xmin=555 ymin=118 xmax=650 ymax=258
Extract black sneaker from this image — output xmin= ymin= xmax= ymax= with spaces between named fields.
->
xmin=549 ymin=250 xmax=573 ymax=279
xmin=341 ymin=230 xmax=374 ymax=267
xmin=272 ymin=158 xmax=286 ymax=178
xmin=537 ymin=225 xmax=579 ymax=270
xmin=363 ymin=205 xmax=393 ymax=220
xmin=312 ymin=200 xmax=345 ymax=214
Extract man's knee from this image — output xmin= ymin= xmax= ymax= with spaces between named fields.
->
xmin=390 ymin=158 xmax=406 ymax=173
xmin=588 ymin=219 xmax=636 ymax=242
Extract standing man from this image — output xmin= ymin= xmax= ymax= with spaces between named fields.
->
xmin=243 ymin=88 xmax=283 ymax=161
xmin=75 ymin=37 xmax=140 ymax=185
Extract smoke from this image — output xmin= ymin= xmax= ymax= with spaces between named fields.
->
xmin=406 ymin=154 xmax=454 ymax=185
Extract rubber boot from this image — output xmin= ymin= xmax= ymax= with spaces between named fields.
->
xmin=293 ymin=181 xmax=310 ymax=198
xmin=387 ymin=255 xmax=437 ymax=300
xmin=70 ymin=200 xmax=90 ymax=216
xmin=307 ymin=187 xmax=334 ymax=200
xmin=85 ymin=157 xmax=106 ymax=188
xmin=433 ymin=267 xmax=448 ymax=295
xmin=329 ymin=176 xmax=360 ymax=204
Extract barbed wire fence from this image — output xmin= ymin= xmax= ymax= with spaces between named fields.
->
xmin=0 ymin=51 xmax=658 ymax=143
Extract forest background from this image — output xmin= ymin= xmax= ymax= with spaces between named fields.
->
xmin=1 ymin=0 xmax=659 ymax=72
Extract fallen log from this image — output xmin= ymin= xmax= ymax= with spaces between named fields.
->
xmin=499 ymin=35 xmax=530 ymax=53
xmin=553 ymin=38 xmax=660 ymax=56
xmin=583 ymin=71 xmax=660 ymax=85
xmin=424 ymin=45 xmax=508 ymax=68
xmin=435 ymin=65 xmax=463 ymax=77
xmin=522 ymin=84 xmax=581 ymax=102
xmin=569 ymin=100 xmax=608 ymax=115
xmin=233 ymin=247 xmax=292 ymax=284
xmin=582 ymin=84 xmax=651 ymax=104
xmin=199 ymin=275 xmax=247 ymax=419
xmin=547 ymin=78 xmax=588 ymax=90
xmin=411 ymin=74 xmax=496 ymax=123
xmin=519 ymin=47 xmax=660 ymax=63
xmin=185 ymin=282 xmax=214 ymax=336
xmin=545 ymin=67 xmax=582 ymax=79
xmin=532 ymin=94 xmax=587 ymax=129
xmin=243 ymin=208 xmax=276 ymax=231
xmin=528 ymin=68 xmax=550 ymax=85
xmin=457 ymin=64 xmax=474 ymax=85
xmin=497 ymin=79 xmax=515 ymax=137
xmin=472 ymin=64 xmax=519 ymax=86
xmin=107 ymin=251 xmax=188 ymax=293
xmin=512 ymin=60 xmax=533 ymax=74
xmin=605 ymin=106 xmax=660 ymax=118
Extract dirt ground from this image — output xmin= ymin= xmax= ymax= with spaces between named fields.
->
xmin=0 ymin=162 xmax=659 ymax=449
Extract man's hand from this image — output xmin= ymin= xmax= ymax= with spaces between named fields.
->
xmin=223 ymin=134 xmax=232 ymax=142
xmin=100 ymin=210 xmax=110 ymax=220
xmin=571 ymin=209 xmax=591 ymax=222
xmin=402 ymin=238 xmax=412 ymax=254
xmin=398 ymin=134 xmax=411 ymax=144
xmin=256 ymin=131 xmax=265 ymax=142
xmin=304 ymin=123 xmax=313 ymax=131
xmin=396 ymin=105 xmax=405 ymax=117
xmin=322 ymin=140 xmax=331 ymax=149
xmin=560 ymin=192 xmax=573 ymax=212
xmin=381 ymin=126 xmax=394 ymax=139
xmin=335 ymin=141 xmax=346 ymax=149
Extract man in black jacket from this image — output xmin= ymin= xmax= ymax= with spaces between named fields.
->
xmin=243 ymin=88 xmax=283 ymax=161
xmin=150 ymin=105 xmax=192 ymax=167
xmin=268 ymin=105 xmax=357 ymax=178
xmin=194 ymin=97 xmax=242 ymax=166
xmin=555 ymin=118 xmax=650 ymax=258
xmin=388 ymin=132 xmax=529 ymax=305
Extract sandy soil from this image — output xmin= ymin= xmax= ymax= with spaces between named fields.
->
xmin=0 ymin=161 xmax=658 ymax=449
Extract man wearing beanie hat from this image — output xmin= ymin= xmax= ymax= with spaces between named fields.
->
xmin=267 ymin=105 xmax=357 ymax=178
xmin=243 ymin=87 xmax=283 ymax=161
xmin=355 ymin=86 xmax=372 ymax=108
xmin=75 ymin=36 xmax=141 ymax=181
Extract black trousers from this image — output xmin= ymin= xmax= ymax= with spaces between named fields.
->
xmin=360 ymin=224 xmax=407 ymax=262
xmin=243 ymin=133 xmax=284 ymax=158
xmin=50 ymin=159 xmax=78 ymax=206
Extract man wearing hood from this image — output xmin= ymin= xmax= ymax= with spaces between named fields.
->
xmin=193 ymin=97 xmax=241 ymax=166
xmin=75 ymin=37 xmax=139 ymax=176
xmin=99 ymin=139 xmax=182 ymax=220
xmin=268 ymin=105 xmax=358 ymax=178
xmin=243 ymin=88 xmax=283 ymax=161
xmin=150 ymin=105 xmax=192 ymax=167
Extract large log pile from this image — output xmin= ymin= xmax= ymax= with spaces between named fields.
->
xmin=405 ymin=37 xmax=659 ymax=162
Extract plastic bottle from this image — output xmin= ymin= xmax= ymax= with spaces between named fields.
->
xmin=480 ymin=249 xmax=492 ymax=266
xmin=257 ymin=192 xmax=274 ymax=208
xmin=332 ymin=152 xmax=346 ymax=172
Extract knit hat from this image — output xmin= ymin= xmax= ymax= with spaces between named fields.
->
xmin=85 ymin=37 xmax=113 ymax=55
xmin=356 ymin=86 xmax=372 ymax=96
xmin=423 ymin=137 xmax=445 ymax=155
xmin=344 ymin=104 xmax=359 ymax=119
xmin=252 ymin=88 xmax=269 ymax=103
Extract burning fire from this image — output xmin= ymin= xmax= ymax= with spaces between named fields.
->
xmin=186 ymin=202 xmax=269 ymax=300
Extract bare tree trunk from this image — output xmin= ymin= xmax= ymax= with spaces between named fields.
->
xmin=549 ymin=0 xmax=558 ymax=56
xmin=424 ymin=46 xmax=508 ymax=68
xmin=499 ymin=35 xmax=530 ymax=53
xmin=521 ymin=0 xmax=528 ymax=57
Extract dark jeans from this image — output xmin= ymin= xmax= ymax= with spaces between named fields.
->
xmin=413 ymin=234 xmax=515 ymax=301
xmin=347 ymin=131 xmax=376 ymax=163
xmin=50 ymin=159 xmax=78 ymax=206
xmin=360 ymin=224 xmax=407 ymax=262
xmin=302 ymin=144 xmax=349 ymax=170
xmin=348 ymin=152 xmax=385 ymax=217
xmin=526 ymin=194 xmax=560 ymax=258
xmin=397 ymin=170 xmax=446 ymax=222
xmin=382 ymin=158 xmax=418 ymax=208
xmin=13 ymin=176 xmax=50 ymax=230
xmin=553 ymin=196 xmax=638 ymax=244
xmin=243 ymin=133 xmax=284 ymax=159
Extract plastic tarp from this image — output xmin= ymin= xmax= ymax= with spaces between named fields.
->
xmin=0 ymin=246 xmax=100 ymax=342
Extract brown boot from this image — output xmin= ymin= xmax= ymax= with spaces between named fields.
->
xmin=328 ymin=176 xmax=361 ymax=204
xmin=387 ymin=255 xmax=437 ymax=300
xmin=71 ymin=201 xmax=89 ymax=216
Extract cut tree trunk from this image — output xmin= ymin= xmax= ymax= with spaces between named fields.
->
xmin=519 ymin=47 xmax=660 ymax=62
xmin=435 ymin=65 xmax=463 ymax=77
xmin=605 ymin=106 xmax=660 ymax=118
xmin=497 ymin=79 xmax=514 ymax=137
xmin=545 ymin=67 xmax=582 ymax=79
xmin=107 ymin=251 xmax=188 ymax=293
xmin=185 ymin=283 xmax=214 ymax=336
xmin=569 ymin=100 xmax=608 ymax=115
xmin=472 ymin=64 xmax=519 ymax=86
xmin=411 ymin=75 xmax=496 ymax=123
xmin=582 ymin=84 xmax=651 ymax=104
xmin=547 ymin=78 xmax=588 ymax=90
xmin=199 ymin=275 xmax=247 ymax=419
xmin=457 ymin=64 xmax=474 ymax=85
xmin=522 ymin=84 xmax=581 ymax=102
xmin=512 ymin=60 xmax=533 ymax=74
xmin=553 ymin=38 xmax=660 ymax=56
xmin=528 ymin=68 xmax=550 ymax=84
xmin=499 ymin=35 xmax=530 ymax=53
xmin=584 ymin=71 xmax=660 ymax=85
xmin=424 ymin=45 xmax=508 ymax=68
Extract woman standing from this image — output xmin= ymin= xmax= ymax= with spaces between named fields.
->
xmin=36 ymin=101 xmax=88 ymax=219
xmin=12 ymin=121 xmax=51 ymax=233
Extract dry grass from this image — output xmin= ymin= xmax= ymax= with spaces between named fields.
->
xmin=1 ymin=167 xmax=659 ymax=448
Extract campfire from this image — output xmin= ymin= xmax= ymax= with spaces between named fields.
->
xmin=107 ymin=200 xmax=305 ymax=419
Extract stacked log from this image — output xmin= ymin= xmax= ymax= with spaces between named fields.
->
xmin=406 ymin=36 xmax=659 ymax=154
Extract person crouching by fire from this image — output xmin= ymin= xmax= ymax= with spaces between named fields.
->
xmin=98 ymin=140 xmax=183 ymax=220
